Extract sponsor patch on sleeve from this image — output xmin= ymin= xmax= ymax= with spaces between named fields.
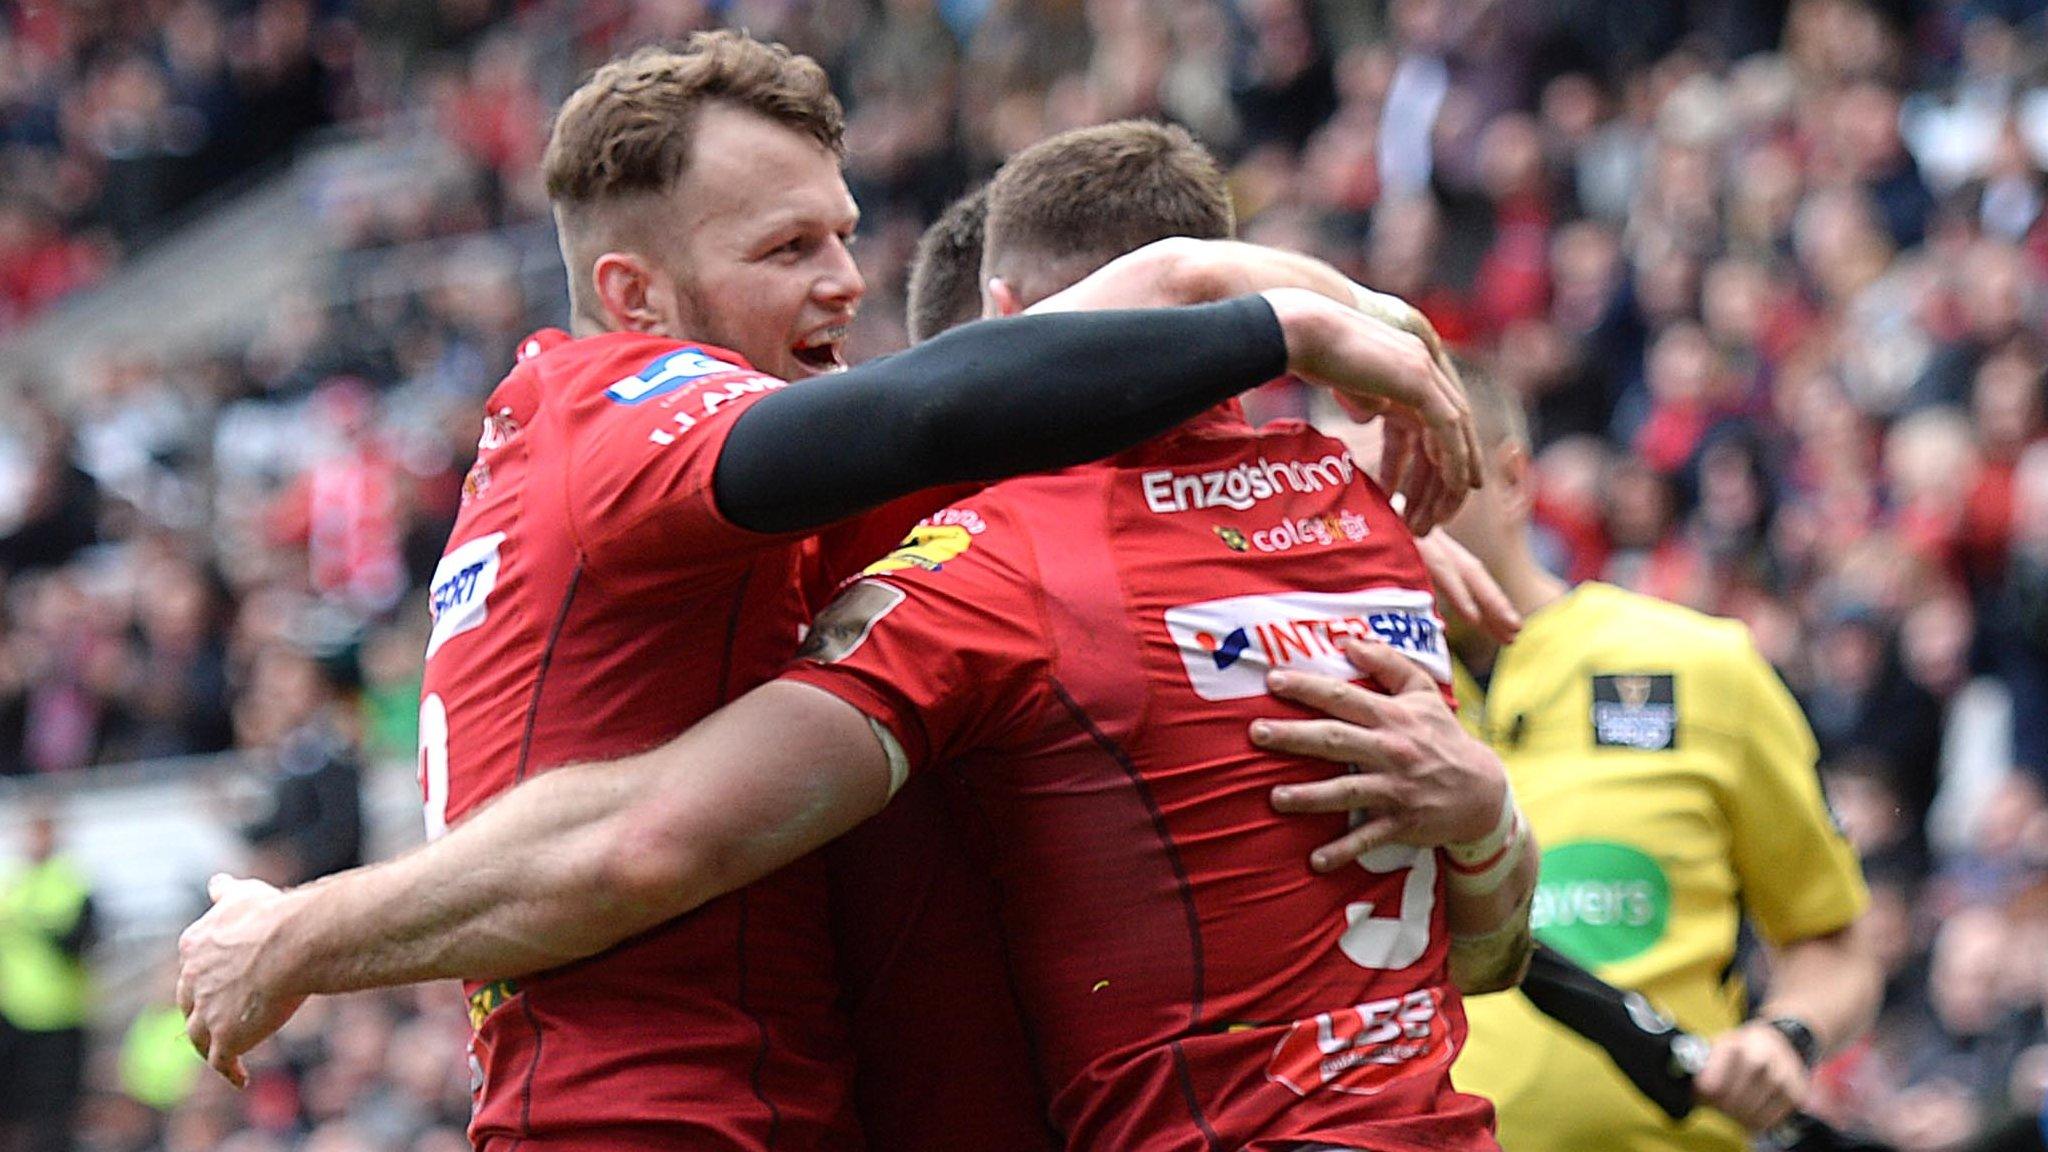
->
xmin=1589 ymin=673 xmax=1678 ymax=750
xmin=860 ymin=509 xmax=989 ymax=576
xmin=605 ymin=348 xmax=747 ymax=404
xmin=1163 ymin=587 xmax=1449 ymax=701
xmin=798 ymin=581 xmax=907 ymax=664
xmin=426 ymin=532 xmax=507 ymax=659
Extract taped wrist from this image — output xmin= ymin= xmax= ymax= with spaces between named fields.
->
xmin=1348 ymin=282 xmax=1444 ymax=361
xmin=864 ymin=715 xmax=911 ymax=798
xmin=1445 ymin=786 xmax=1525 ymax=897
xmin=1449 ymin=882 xmax=1536 ymax=994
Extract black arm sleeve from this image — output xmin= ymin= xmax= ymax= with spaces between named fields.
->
xmin=714 ymin=295 xmax=1288 ymax=534
xmin=1520 ymin=943 xmax=1700 ymax=1120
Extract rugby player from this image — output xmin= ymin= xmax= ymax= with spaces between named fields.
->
xmin=1280 ymin=364 xmax=1881 ymax=1149
xmin=835 ymin=170 xmax=1529 ymax=1152
xmin=182 ymin=119 xmax=1535 ymax=1152
xmin=177 ymin=30 xmax=1486 ymax=1152
xmin=905 ymin=185 xmax=990 ymax=342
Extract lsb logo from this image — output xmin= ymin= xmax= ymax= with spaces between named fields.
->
xmin=1267 ymin=988 xmax=1446 ymax=1097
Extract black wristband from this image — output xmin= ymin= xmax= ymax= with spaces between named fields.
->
xmin=1765 ymin=1016 xmax=1821 ymax=1068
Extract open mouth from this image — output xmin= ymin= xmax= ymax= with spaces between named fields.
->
xmin=792 ymin=326 xmax=849 ymax=374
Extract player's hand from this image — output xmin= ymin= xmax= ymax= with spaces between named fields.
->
xmin=1250 ymin=638 xmax=1508 ymax=871
xmin=1694 ymin=1021 xmax=1810 ymax=1132
xmin=1376 ymin=413 xmax=1464 ymax=535
xmin=1350 ymin=285 xmax=1448 ymax=368
xmin=177 ymin=873 xmax=308 ymax=1088
xmin=1344 ymin=287 xmax=1470 ymax=534
xmin=1260 ymin=288 xmax=1482 ymax=518
xmin=1416 ymin=530 xmax=1520 ymax=644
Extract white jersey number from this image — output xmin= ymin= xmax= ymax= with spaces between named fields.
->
xmin=419 ymin=693 xmax=450 ymax=840
xmin=1338 ymin=843 xmax=1436 ymax=970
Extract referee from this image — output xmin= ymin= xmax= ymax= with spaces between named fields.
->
xmin=1432 ymin=365 xmax=1882 ymax=1150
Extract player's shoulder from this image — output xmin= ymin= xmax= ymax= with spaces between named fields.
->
xmin=549 ymin=335 xmax=775 ymax=414
xmin=1567 ymin=583 xmax=1769 ymax=690
xmin=1573 ymin=582 xmax=1752 ymax=652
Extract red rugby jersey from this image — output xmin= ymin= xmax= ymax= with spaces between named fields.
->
xmin=796 ymin=486 xmax=1062 ymax=1152
xmin=786 ymin=405 xmax=1499 ymax=1152
xmin=421 ymin=329 xmax=856 ymax=1152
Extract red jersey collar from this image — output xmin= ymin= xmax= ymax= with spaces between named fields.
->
xmin=1111 ymin=399 xmax=1254 ymax=464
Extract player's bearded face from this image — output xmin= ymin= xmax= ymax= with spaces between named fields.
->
xmin=657 ymin=106 xmax=865 ymax=383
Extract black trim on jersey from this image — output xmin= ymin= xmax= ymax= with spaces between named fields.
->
xmin=1049 ymin=683 xmax=1207 ymax=1021
xmin=938 ymin=763 xmax=1068 ymax=1147
xmin=1050 ymin=681 xmax=1224 ymax=1149
xmin=716 ymin=562 xmax=755 ymax=704
xmin=735 ymin=889 xmax=784 ymax=1149
xmin=515 ymin=988 xmax=546 ymax=1147
xmin=514 ymin=563 xmax=583 ymax=783
xmin=714 ymin=296 xmax=1290 ymax=534
xmin=1171 ymin=1041 xmax=1228 ymax=1152
xmin=717 ymin=562 xmax=781 ymax=1147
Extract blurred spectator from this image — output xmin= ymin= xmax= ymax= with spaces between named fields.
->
xmin=0 ymin=802 xmax=97 ymax=1152
xmin=0 ymin=402 xmax=99 ymax=578
xmin=1879 ymin=906 xmax=2032 ymax=1148
xmin=236 ymin=642 xmax=363 ymax=887
xmin=264 ymin=379 xmax=409 ymax=619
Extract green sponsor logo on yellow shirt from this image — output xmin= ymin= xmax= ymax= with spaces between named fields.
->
xmin=1531 ymin=841 xmax=1670 ymax=965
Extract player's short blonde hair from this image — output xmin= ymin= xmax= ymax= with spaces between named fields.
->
xmin=1456 ymin=357 xmax=1529 ymax=452
xmin=543 ymin=32 xmax=844 ymax=213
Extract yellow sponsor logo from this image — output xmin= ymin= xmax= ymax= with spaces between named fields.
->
xmin=863 ymin=523 xmax=976 ymax=576
xmin=467 ymin=979 xmax=521 ymax=1030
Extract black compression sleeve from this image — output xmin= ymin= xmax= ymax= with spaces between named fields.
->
xmin=714 ymin=295 xmax=1287 ymax=534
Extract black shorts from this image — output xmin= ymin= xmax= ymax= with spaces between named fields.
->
xmin=0 ymin=1019 xmax=86 ymax=1120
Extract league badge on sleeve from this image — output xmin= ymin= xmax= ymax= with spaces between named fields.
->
xmin=798 ymin=581 xmax=907 ymax=664
xmin=1590 ymin=674 xmax=1678 ymax=751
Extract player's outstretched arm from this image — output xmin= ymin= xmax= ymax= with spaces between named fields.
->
xmin=178 ymin=681 xmax=894 ymax=1087
xmin=1250 ymin=638 xmax=1537 ymax=993
xmin=716 ymin=290 xmax=1477 ymax=535
xmin=1028 ymin=237 xmax=1450 ymax=365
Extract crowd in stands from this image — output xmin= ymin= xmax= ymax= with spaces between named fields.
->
xmin=2 ymin=0 xmax=2048 ymax=1147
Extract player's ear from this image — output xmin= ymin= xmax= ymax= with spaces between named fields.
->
xmin=986 ymin=277 xmax=1024 ymax=318
xmin=592 ymin=251 xmax=666 ymax=334
xmin=1500 ymin=443 xmax=1536 ymax=519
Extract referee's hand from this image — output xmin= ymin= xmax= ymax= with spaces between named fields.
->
xmin=1695 ymin=1020 xmax=1810 ymax=1132
xmin=1250 ymin=638 xmax=1509 ymax=871
xmin=177 ymin=873 xmax=308 ymax=1088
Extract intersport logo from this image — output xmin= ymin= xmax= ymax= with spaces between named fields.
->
xmin=1162 ymin=587 xmax=1449 ymax=701
xmin=1140 ymin=452 xmax=1357 ymax=513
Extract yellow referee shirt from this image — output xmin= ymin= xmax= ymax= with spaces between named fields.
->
xmin=1450 ymin=583 xmax=1867 ymax=1152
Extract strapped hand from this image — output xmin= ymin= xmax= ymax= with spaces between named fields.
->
xmin=1260 ymin=288 xmax=1482 ymax=531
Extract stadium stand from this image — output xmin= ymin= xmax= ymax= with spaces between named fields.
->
xmin=4 ymin=0 xmax=2048 ymax=1148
